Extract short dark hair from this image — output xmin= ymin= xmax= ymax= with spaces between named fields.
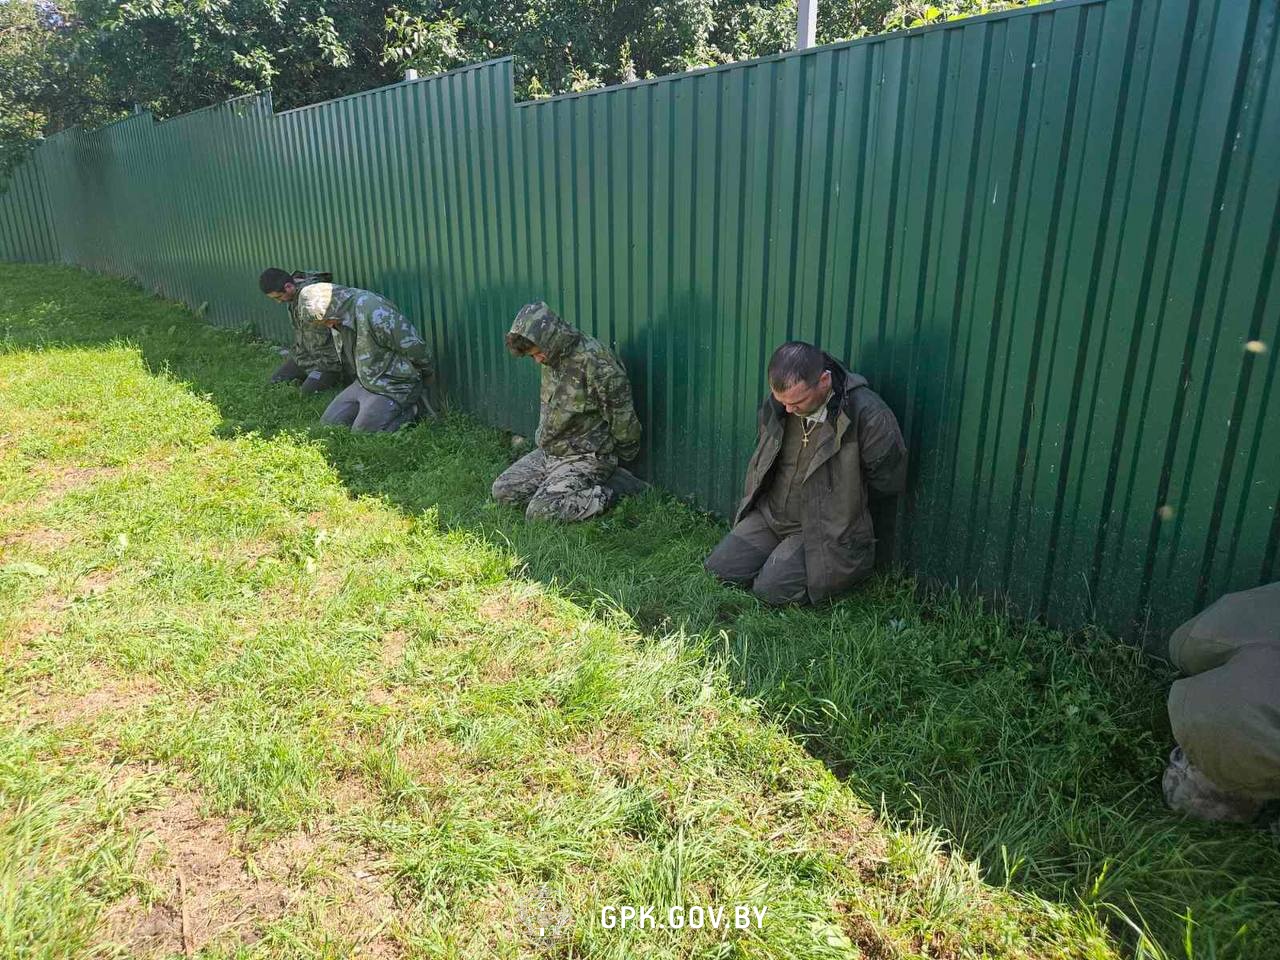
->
xmin=768 ymin=341 xmax=825 ymax=392
xmin=258 ymin=267 xmax=293 ymax=294
xmin=506 ymin=332 xmax=537 ymax=356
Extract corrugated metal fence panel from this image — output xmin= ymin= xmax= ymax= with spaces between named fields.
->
xmin=0 ymin=0 xmax=1276 ymax=640
xmin=0 ymin=158 xmax=56 ymax=263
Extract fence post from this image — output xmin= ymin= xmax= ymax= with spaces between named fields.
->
xmin=797 ymin=0 xmax=817 ymax=49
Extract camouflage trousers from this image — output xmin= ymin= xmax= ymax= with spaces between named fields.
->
xmin=491 ymin=448 xmax=617 ymax=522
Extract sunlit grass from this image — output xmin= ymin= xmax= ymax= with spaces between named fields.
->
xmin=1 ymin=263 xmax=1276 ymax=958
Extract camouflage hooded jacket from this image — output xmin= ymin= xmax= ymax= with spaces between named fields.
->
xmin=508 ymin=303 xmax=641 ymax=462
xmin=287 ymin=275 xmax=342 ymax=375
xmin=295 ymin=283 xmax=432 ymax=406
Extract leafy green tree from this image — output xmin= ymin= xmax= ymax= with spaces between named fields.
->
xmin=0 ymin=0 xmax=1032 ymax=180
xmin=0 ymin=1 xmax=119 ymax=179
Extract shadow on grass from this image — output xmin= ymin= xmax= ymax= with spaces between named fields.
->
xmin=5 ymin=267 xmax=1279 ymax=958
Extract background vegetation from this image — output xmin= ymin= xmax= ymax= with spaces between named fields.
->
xmin=0 ymin=0 xmax=1035 ymax=177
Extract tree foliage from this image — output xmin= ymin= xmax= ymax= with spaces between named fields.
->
xmin=1 ymin=0 xmax=1033 ymax=177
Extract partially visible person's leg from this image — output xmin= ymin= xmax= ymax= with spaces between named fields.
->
xmin=299 ymin=369 xmax=343 ymax=394
xmin=751 ymin=533 xmax=808 ymax=605
xmin=525 ymin=455 xmax=616 ymax=522
xmin=1165 ymin=643 xmax=1280 ymax=822
xmin=349 ymin=387 xmax=413 ymax=433
xmin=492 ymin=449 xmax=550 ymax=507
xmin=270 ymin=357 xmax=307 ymax=384
xmin=704 ymin=510 xmax=780 ymax=588
xmin=605 ymin=465 xmax=650 ymax=499
xmin=320 ymin=382 xmax=364 ymax=428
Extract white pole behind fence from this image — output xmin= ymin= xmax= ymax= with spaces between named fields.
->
xmin=797 ymin=0 xmax=817 ymax=49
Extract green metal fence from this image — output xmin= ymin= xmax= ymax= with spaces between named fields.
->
xmin=2 ymin=0 xmax=1277 ymax=641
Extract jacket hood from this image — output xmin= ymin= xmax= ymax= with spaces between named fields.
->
xmin=509 ymin=302 xmax=581 ymax=367
xmin=826 ymin=353 xmax=866 ymax=397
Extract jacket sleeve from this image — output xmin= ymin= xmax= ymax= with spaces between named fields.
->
xmin=374 ymin=310 xmax=434 ymax=376
xmin=857 ymin=393 xmax=907 ymax=495
xmin=592 ymin=357 xmax=642 ymax=461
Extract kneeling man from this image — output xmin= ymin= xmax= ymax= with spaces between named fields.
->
xmin=493 ymin=302 xmax=644 ymax=522
xmin=705 ymin=341 xmax=906 ymax=605
xmin=274 ymin=277 xmax=433 ymax=432
xmin=260 ymin=268 xmax=347 ymax=393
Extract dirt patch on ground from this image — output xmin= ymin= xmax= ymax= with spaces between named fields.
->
xmin=475 ymin=587 xmax=564 ymax=633
xmin=100 ymin=787 xmax=403 ymax=957
xmin=380 ymin=629 xmax=408 ymax=670
xmin=23 ymin=673 xmax=162 ymax=727
xmin=28 ymin=465 xmax=122 ymax=509
xmin=20 ymin=526 xmax=77 ymax=550
xmin=396 ymin=739 xmax=468 ymax=784
xmin=565 ymin=727 xmax=670 ymax=785
xmin=0 ymin=524 xmax=77 ymax=552
xmin=328 ymin=773 xmax=381 ymax=813
xmin=5 ymin=604 xmax=65 ymax=652
xmin=833 ymin=905 xmax=897 ymax=960
xmin=6 ymin=568 xmax=117 ymax=653
xmin=100 ymin=791 xmax=289 ymax=955
xmin=210 ymin=538 xmax=278 ymax=571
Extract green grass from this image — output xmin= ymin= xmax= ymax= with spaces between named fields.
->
xmin=0 ymin=262 xmax=1275 ymax=959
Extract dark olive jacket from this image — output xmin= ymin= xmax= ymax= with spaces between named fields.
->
xmin=735 ymin=357 xmax=907 ymax=601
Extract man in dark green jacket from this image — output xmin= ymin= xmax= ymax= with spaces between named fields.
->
xmin=1163 ymin=581 xmax=1280 ymax=823
xmin=705 ymin=341 xmax=906 ymax=605
xmin=259 ymin=268 xmax=346 ymax=393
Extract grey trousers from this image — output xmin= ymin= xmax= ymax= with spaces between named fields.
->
xmin=321 ymin=382 xmax=416 ymax=433
xmin=704 ymin=509 xmax=808 ymax=605
xmin=1167 ymin=582 xmax=1280 ymax=800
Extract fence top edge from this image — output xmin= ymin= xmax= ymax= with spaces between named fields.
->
xmin=273 ymin=57 xmax=515 ymax=118
xmin=517 ymin=0 xmax=1108 ymax=108
xmin=28 ymin=0 xmax=1108 ymax=137
xmin=155 ymin=91 xmax=273 ymax=125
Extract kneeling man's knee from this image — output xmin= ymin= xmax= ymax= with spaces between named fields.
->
xmin=705 ymin=534 xmax=768 ymax=585
xmin=751 ymin=577 xmax=808 ymax=606
xmin=491 ymin=476 xmax=518 ymax=504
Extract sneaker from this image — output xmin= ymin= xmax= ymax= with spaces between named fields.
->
xmin=605 ymin=466 xmax=650 ymax=499
xmin=1162 ymin=747 xmax=1264 ymax=824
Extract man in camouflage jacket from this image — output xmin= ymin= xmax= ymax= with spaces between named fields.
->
xmin=261 ymin=271 xmax=433 ymax=432
xmin=493 ymin=302 xmax=644 ymax=522
xmin=259 ymin=268 xmax=346 ymax=393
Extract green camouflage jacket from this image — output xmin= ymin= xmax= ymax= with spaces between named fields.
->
xmin=508 ymin=302 xmax=641 ymax=462
xmin=287 ymin=275 xmax=342 ymax=374
xmin=295 ymin=283 xmax=432 ymax=406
